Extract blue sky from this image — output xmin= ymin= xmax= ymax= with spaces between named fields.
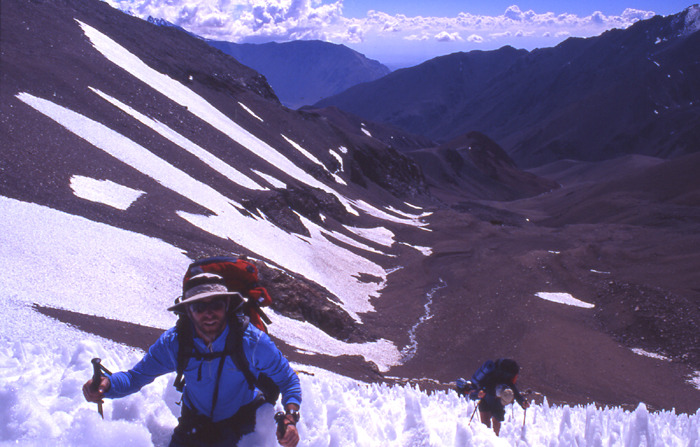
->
xmin=104 ymin=1 xmax=695 ymax=69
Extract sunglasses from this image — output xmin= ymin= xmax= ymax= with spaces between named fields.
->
xmin=188 ymin=298 xmax=227 ymax=314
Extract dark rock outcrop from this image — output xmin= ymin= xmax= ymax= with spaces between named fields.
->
xmin=407 ymin=132 xmax=560 ymax=201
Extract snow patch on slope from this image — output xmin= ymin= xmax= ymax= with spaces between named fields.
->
xmin=535 ymin=292 xmax=595 ymax=308
xmin=18 ymin=92 xmax=387 ymax=321
xmin=92 ymin=88 xmax=267 ymax=191
xmin=70 ymin=175 xmax=144 ymax=210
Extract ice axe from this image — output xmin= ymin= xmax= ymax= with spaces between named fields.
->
xmin=90 ymin=358 xmax=112 ymax=419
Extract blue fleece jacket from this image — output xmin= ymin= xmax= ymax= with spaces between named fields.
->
xmin=105 ymin=323 xmax=301 ymax=422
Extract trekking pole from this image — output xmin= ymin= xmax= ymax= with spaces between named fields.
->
xmin=91 ymin=358 xmax=104 ymax=419
xmin=90 ymin=358 xmax=113 ymax=419
xmin=523 ymin=407 xmax=527 ymax=427
xmin=468 ymin=399 xmax=481 ymax=425
xmin=274 ymin=411 xmax=288 ymax=437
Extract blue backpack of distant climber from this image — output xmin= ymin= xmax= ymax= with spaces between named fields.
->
xmin=471 ymin=360 xmax=497 ymax=389
xmin=455 ymin=378 xmax=474 ymax=397
xmin=472 ymin=358 xmax=519 ymax=389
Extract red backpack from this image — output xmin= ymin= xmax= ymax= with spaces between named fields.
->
xmin=182 ymin=256 xmax=272 ymax=332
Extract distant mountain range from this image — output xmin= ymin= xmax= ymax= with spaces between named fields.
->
xmin=208 ymin=40 xmax=391 ymax=109
xmin=314 ymin=7 xmax=700 ymax=168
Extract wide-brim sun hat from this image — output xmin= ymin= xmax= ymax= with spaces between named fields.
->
xmin=168 ymin=272 xmax=243 ymax=312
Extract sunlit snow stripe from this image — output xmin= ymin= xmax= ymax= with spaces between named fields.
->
xmin=361 ymin=124 xmax=372 ymax=137
xmin=17 ymin=93 xmax=385 ymax=320
xmin=91 ymin=88 xmax=267 ymax=191
xmin=351 ymin=199 xmax=429 ymax=227
xmin=252 ymin=169 xmax=286 ymax=189
xmin=344 ymin=225 xmax=395 ymax=247
xmin=70 ymin=175 xmax=144 ymax=210
xmin=267 ymin=310 xmax=401 ymax=372
xmin=535 ymin=292 xmax=595 ymax=308
xmin=318 ymin=223 xmax=391 ymax=256
xmin=238 ymin=102 xmax=262 ymax=121
xmin=78 ymin=20 xmax=358 ymax=215
xmin=282 ymin=134 xmax=347 ymax=186
xmin=18 ymin=93 xmax=241 ymax=215
xmin=329 ymin=149 xmax=344 ymax=172
xmin=178 ymin=210 xmax=387 ymax=319
xmin=398 ymin=242 xmax=432 ymax=256
xmin=631 ymin=348 xmax=670 ymax=361
xmin=404 ymin=202 xmax=422 ymax=210
xmin=385 ymin=205 xmax=432 ymax=219
xmin=281 ymin=134 xmax=325 ymax=168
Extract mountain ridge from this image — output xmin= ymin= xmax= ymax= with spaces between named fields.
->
xmin=314 ymin=6 xmax=700 ymax=168
xmin=209 ymin=39 xmax=391 ymax=109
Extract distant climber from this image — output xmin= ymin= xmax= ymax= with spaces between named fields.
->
xmin=469 ymin=358 xmax=529 ymax=436
xmin=455 ymin=377 xmax=475 ymax=397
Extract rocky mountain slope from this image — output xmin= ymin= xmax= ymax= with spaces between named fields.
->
xmin=2 ymin=0 xmax=699 ymax=415
xmin=314 ymin=7 xmax=700 ymax=168
xmin=209 ymin=40 xmax=391 ymax=109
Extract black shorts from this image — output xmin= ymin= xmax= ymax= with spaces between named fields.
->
xmin=170 ymin=395 xmax=267 ymax=446
xmin=478 ymin=394 xmax=506 ymax=421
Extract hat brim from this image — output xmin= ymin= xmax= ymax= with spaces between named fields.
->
xmin=167 ymin=291 xmax=243 ymax=312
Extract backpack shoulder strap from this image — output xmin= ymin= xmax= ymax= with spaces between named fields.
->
xmin=174 ymin=315 xmax=194 ymax=392
xmin=226 ymin=314 xmax=281 ymax=404
xmin=226 ymin=315 xmax=258 ymax=389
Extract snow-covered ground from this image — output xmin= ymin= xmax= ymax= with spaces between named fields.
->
xmin=2 ymin=329 xmax=699 ymax=446
xmin=1 ymin=195 xmax=698 ymax=446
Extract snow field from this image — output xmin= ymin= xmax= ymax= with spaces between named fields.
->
xmin=1 ymin=335 xmax=698 ymax=446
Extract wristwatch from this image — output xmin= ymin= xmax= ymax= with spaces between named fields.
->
xmin=286 ymin=408 xmax=300 ymax=423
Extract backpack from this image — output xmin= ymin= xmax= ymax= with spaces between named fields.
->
xmin=172 ymin=257 xmax=279 ymax=414
xmin=471 ymin=358 xmax=519 ymax=390
xmin=182 ymin=256 xmax=272 ymax=333
xmin=471 ymin=360 xmax=496 ymax=389
xmin=455 ymin=378 xmax=473 ymax=397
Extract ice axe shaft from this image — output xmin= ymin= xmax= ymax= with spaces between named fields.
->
xmin=91 ymin=358 xmax=104 ymax=419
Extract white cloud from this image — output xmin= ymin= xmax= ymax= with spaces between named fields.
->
xmin=101 ymin=1 xmax=657 ymax=62
xmin=435 ymin=31 xmax=463 ymax=42
xmin=590 ymin=11 xmax=606 ymax=25
xmin=404 ymin=34 xmax=430 ymax=41
xmin=490 ymin=31 xmax=513 ymax=38
xmin=504 ymin=5 xmax=524 ymax=21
